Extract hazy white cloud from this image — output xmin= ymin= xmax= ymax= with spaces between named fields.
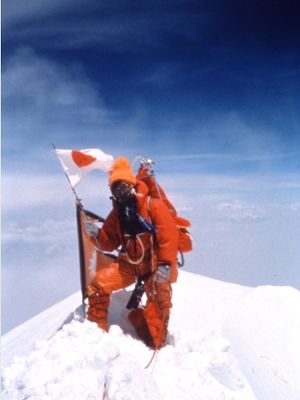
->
xmin=4 ymin=2 xmax=206 ymax=52
xmin=3 ymin=49 xmax=298 ymax=173
xmin=216 ymin=200 xmax=265 ymax=223
xmin=2 ymin=173 xmax=73 ymax=213
xmin=3 ymin=48 xmax=102 ymax=109
xmin=3 ymin=168 xmax=300 ymax=336
xmin=2 ymin=172 xmax=110 ymax=214
xmin=2 ymin=219 xmax=75 ymax=244
xmin=289 ymin=202 xmax=300 ymax=212
xmin=159 ymin=151 xmax=300 ymax=163
xmin=3 ymin=0 xmax=81 ymax=27
xmin=142 ymin=64 xmax=182 ymax=86
xmin=3 ymin=167 xmax=300 ymax=221
xmin=2 ymin=47 xmax=114 ymax=154
xmin=2 ymin=48 xmax=150 ymax=158
xmin=166 ymin=171 xmax=300 ymax=200
xmin=198 ymin=111 xmax=284 ymax=156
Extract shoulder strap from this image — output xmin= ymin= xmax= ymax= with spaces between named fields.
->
xmin=147 ymin=195 xmax=152 ymax=214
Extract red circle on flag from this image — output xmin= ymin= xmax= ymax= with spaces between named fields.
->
xmin=72 ymin=151 xmax=96 ymax=167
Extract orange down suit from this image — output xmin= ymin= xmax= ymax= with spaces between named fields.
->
xmin=88 ymin=179 xmax=179 ymax=345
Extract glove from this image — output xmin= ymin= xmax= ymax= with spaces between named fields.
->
xmin=85 ymin=220 xmax=99 ymax=237
xmin=155 ymin=264 xmax=171 ymax=283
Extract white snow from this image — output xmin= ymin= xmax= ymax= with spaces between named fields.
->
xmin=2 ymin=270 xmax=300 ymax=400
xmin=224 ymin=285 xmax=300 ymax=400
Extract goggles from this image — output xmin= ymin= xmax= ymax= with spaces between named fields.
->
xmin=111 ymin=181 xmax=135 ymax=203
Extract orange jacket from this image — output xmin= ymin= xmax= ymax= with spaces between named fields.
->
xmin=97 ymin=180 xmax=179 ymax=282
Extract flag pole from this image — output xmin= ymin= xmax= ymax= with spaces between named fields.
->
xmin=52 ymin=144 xmax=86 ymax=316
xmin=76 ymin=201 xmax=87 ymax=317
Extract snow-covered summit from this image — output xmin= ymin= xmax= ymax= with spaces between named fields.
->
xmin=2 ymin=271 xmax=300 ymax=400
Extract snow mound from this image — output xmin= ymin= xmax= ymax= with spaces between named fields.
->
xmin=224 ymin=285 xmax=300 ymax=400
xmin=2 ymin=271 xmax=300 ymax=400
xmin=1 ymin=291 xmax=82 ymax=365
xmin=2 ymin=318 xmax=255 ymax=400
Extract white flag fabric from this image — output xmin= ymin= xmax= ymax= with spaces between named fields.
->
xmin=55 ymin=148 xmax=114 ymax=187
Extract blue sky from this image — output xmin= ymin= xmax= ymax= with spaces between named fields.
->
xmin=2 ymin=0 xmax=300 ymax=333
xmin=3 ymin=0 xmax=300 ymax=170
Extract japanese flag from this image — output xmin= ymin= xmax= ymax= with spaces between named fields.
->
xmin=55 ymin=148 xmax=114 ymax=188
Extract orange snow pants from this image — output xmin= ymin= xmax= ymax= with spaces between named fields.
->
xmin=87 ymin=259 xmax=172 ymax=347
xmin=89 ymin=259 xmax=136 ymax=295
xmin=87 ymin=260 xmax=135 ymax=331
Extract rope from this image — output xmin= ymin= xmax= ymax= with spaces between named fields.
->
xmin=102 ymin=381 xmax=108 ymax=400
xmin=144 ymin=349 xmax=158 ymax=370
xmin=123 ymin=234 xmax=145 ymax=265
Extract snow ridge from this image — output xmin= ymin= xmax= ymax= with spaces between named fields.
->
xmin=2 ymin=318 xmax=255 ymax=400
xmin=2 ymin=271 xmax=300 ymax=400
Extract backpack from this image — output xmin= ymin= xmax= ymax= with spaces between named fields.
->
xmin=135 ymin=159 xmax=193 ymax=259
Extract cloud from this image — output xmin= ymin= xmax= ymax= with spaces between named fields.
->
xmin=142 ymin=64 xmax=182 ymax=87
xmin=2 ymin=48 xmax=161 ymax=164
xmin=2 ymin=0 xmax=81 ymax=27
xmin=2 ymin=48 xmax=120 ymax=158
xmin=3 ymin=48 xmax=102 ymax=108
xmin=3 ymin=168 xmax=300 ymax=336
xmin=216 ymin=200 xmax=265 ymax=223
xmin=2 ymin=172 xmax=111 ymax=214
xmin=197 ymin=111 xmax=282 ymax=154
xmin=2 ymin=219 xmax=75 ymax=245
xmin=159 ymin=151 xmax=300 ymax=163
xmin=128 ymin=108 xmax=299 ymax=167
xmin=289 ymin=202 xmax=300 ymax=212
xmin=2 ymin=47 xmax=299 ymax=173
xmin=158 ymin=172 xmax=300 ymax=232
xmin=160 ymin=171 xmax=299 ymax=198
xmin=2 ymin=173 xmax=73 ymax=213
xmin=4 ymin=1 xmax=208 ymax=51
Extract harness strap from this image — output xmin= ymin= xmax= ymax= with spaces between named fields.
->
xmin=122 ymin=234 xmax=145 ymax=265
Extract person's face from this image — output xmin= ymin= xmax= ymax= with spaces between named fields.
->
xmin=111 ymin=180 xmax=135 ymax=204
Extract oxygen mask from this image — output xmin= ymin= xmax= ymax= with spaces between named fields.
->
xmin=111 ymin=180 xmax=136 ymax=204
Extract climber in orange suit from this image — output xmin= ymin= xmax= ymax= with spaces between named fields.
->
xmin=85 ymin=157 xmax=179 ymax=348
